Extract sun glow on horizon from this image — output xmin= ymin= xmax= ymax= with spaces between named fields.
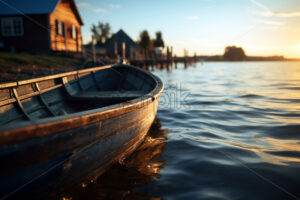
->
xmin=77 ymin=0 xmax=300 ymax=58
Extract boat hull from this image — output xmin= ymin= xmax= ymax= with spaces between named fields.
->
xmin=0 ymin=64 xmax=164 ymax=199
xmin=0 ymin=95 xmax=159 ymax=199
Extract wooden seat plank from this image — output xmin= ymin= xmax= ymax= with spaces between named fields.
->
xmin=72 ymin=90 xmax=145 ymax=101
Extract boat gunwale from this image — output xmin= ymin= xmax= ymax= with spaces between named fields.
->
xmin=0 ymin=64 xmax=164 ymax=145
xmin=0 ymin=65 xmax=113 ymax=89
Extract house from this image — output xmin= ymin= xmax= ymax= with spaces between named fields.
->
xmin=105 ymin=29 xmax=138 ymax=59
xmin=0 ymin=0 xmax=83 ymax=52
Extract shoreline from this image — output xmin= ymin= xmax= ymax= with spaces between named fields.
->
xmin=1 ymin=52 xmax=299 ymax=83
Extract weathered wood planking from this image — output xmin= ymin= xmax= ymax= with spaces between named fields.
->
xmin=0 ymin=64 xmax=163 ymax=199
xmin=0 ymin=0 xmax=83 ymax=52
xmin=49 ymin=0 xmax=82 ymax=52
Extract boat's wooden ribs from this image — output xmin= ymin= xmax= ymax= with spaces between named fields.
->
xmin=34 ymin=82 xmax=56 ymax=117
xmin=0 ymin=84 xmax=63 ymax=106
xmin=12 ymin=88 xmax=32 ymax=120
xmin=62 ymin=77 xmax=77 ymax=97
xmin=110 ymin=68 xmax=124 ymax=89
xmin=61 ymin=71 xmax=146 ymax=102
xmin=75 ymin=72 xmax=84 ymax=91
xmin=91 ymin=71 xmax=101 ymax=90
xmin=0 ymin=64 xmax=162 ymax=127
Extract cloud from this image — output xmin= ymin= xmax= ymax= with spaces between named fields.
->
xmin=251 ymin=0 xmax=300 ymax=17
xmin=187 ymin=16 xmax=199 ymax=20
xmin=257 ymin=19 xmax=284 ymax=26
xmin=258 ymin=10 xmax=300 ymax=17
xmin=77 ymin=2 xmax=106 ymax=13
xmin=109 ymin=3 xmax=121 ymax=9
xmin=251 ymin=0 xmax=268 ymax=10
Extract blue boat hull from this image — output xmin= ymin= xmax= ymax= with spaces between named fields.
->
xmin=0 ymin=65 xmax=163 ymax=199
xmin=0 ymin=99 xmax=158 ymax=199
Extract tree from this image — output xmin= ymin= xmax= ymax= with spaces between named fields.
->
xmin=139 ymin=30 xmax=152 ymax=54
xmin=153 ymin=31 xmax=164 ymax=48
xmin=223 ymin=46 xmax=247 ymax=61
xmin=91 ymin=21 xmax=111 ymax=45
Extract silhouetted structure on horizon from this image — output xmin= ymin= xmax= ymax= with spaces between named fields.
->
xmin=223 ymin=46 xmax=247 ymax=61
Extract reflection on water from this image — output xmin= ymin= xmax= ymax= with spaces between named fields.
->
xmin=51 ymin=118 xmax=168 ymax=200
xmin=53 ymin=61 xmax=300 ymax=199
xmin=148 ymin=61 xmax=300 ymax=199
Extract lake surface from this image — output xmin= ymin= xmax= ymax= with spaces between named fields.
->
xmin=58 ymin=61 xmax=300 ymax=200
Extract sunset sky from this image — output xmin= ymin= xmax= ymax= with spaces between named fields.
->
xmin=77 ymin=0 xmax=300 ymax=58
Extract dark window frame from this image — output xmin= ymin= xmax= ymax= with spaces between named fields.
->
xmin=1 ymin=17 xmax=24 ymax=37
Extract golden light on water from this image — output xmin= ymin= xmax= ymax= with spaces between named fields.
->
xmin=298 ymin=44 xmax=300 ymax=52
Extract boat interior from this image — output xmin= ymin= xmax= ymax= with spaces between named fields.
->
xmin=0 ymin=65 xmax=157 ymax=127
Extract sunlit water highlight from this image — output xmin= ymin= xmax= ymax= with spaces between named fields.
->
xmin=55 ymin=61 xmax=300 ymax=200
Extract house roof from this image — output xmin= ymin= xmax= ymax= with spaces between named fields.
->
xmin=0 ymin=0 xmax=83 ymax=25
xmin=106 ymin=29 xmax=137 ymax=47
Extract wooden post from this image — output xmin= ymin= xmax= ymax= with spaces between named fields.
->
xmin=132 ymin=47 xmax=136 ymax=60
xmin=167 ymin=46 xmax=170 ymax=61
xmin=130 ymin=46 xmax=135 ymax=60
xmin=171 ymin=46 xmax=174 ymax=64
xmin=129 ymin=46 xmax=132 ymax=60
xmin=81 ymin=36 xmax=85 ymax=58
xmin=122 ymin=42 xmax=126 ymax=59
xmin=114 ymin=41 xmax=118 ymax=56
xmin=92 ymin=36 xmax=96 ymax=66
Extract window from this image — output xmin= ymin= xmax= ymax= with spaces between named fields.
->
xmin=62 ymin=23 xmax=66 ymax=36
xmin=55 ymin=20 xmax=63 ymax=35
xmin=1 ymin=17 xmax=23 ymax=37
xmin=71 ymin=25 xmax=77 ymax=39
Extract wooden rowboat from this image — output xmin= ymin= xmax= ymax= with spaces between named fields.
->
xmin=0 ymin=64 xmax=163 ymax=199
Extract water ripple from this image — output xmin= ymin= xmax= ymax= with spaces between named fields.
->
xmin=58 ymin=62 xmax=300 ymax=200
xmin=149 ymin=62 xmax=300 ymax=199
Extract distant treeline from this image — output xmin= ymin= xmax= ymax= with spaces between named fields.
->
xmin=90 ymin=21 xmax=165 ymax=56
xmin=194 ymin=46 xmax=298 ymax=61
xmin=223 ymin=46 xmax=246 ymax=61
xmin=247 ymin=56 xmax=285 ymax=61
xmin=195 ymin=55 xmax=295 ymax=61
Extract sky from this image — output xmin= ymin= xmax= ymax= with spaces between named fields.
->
xmin=76 ymin=0 xmax=300 ymax=58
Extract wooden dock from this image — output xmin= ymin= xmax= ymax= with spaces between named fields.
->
xmin=129 ymin=56 xmax=198 ymax=70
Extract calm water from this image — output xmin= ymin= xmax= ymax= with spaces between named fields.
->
xmin=57 ymin=61 xmax=300 ymax=200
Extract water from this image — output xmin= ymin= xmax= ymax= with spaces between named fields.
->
xmin=56 ymin=61 xmax=300 ymax=200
